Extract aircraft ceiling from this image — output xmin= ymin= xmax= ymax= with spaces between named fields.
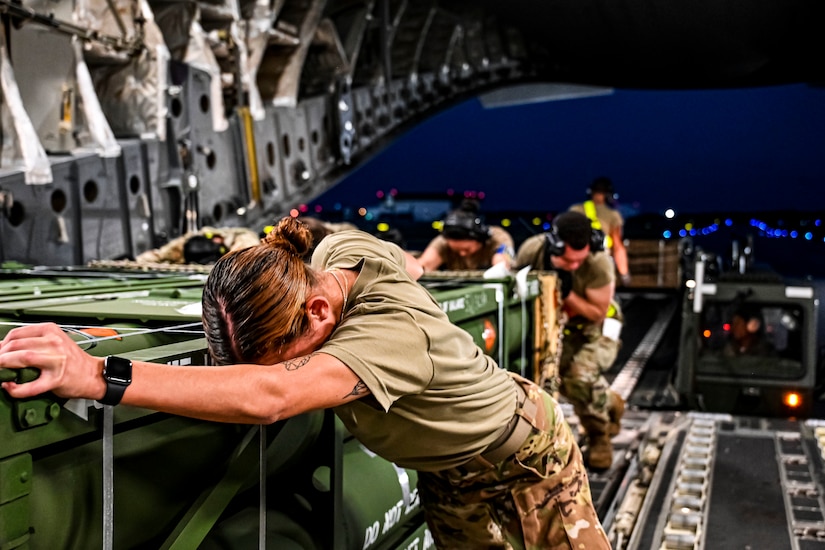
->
xmin=477 ymin=0 xmax=825 ymax=88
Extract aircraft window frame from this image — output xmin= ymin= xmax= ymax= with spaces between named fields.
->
xmin=695 ymin=300 xmax=806 ymax=380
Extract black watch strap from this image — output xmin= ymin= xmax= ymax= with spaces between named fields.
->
xmin=99 ymin=356 xmax=132 ymax=406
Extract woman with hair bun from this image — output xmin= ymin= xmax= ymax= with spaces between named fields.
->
xmin=0 ymin=216 xmax=609 ymax=549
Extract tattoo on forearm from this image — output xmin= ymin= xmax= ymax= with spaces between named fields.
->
xmin=283 ymin=353 xmax=315 ymax=371
xmin=343 ymin=379 xmax=368 ymax=399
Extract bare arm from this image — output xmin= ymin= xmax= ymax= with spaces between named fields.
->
xmin=403 ymin=251 xmax=424 ymax=280
xmin=417 ymin=241 xmax=444 ymax=272
xmin=490 ymin=230 xmax=515 ymax=271
xmin=610 ymin=226 xmax=630 ymax=279
xmin=491 ymin=250 xmax=513 ymax=271
xmin=563 ymin=282 xmax=614 ymax=323
xmin=0 ymin=323 xmax=368 ymax=424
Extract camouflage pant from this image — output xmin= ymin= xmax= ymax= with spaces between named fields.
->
xmin=557 ymin=326 xmax=620 ymax=434
xmin=417 ymin=374 xmax=610 ymax=549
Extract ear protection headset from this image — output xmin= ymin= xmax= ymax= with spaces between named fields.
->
xmin=587 ymin=177 xmax=618 ymax=201
xmin=442 ymin=210 xmax=491 ymax=241
xmin=543 ymin=225 xmax=606 ymax=258
xmin=184 ymin=235 xmax=228 ymax=264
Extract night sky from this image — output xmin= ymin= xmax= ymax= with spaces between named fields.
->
xmin=315 ymin=83 xmax=825 ymax=218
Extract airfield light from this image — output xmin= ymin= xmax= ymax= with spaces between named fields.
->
xmin=665 ymin=209 xmax=675 ymax=219
xmin=783 ymin=392 xmax=802 ymax=409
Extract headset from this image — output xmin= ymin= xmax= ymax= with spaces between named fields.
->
xmin=587 ymin=176 xmax=618 ymax=202
xmin=543 ymin=225 xmax=606 ymax=258
xmin=183 ymin=235 xmax=228 ymax=264
xmin=442 ymin=210 xmax=491 ymax=241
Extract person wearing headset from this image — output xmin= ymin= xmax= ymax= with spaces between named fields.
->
xmin=569 ymin=177 xmax=631 ymax=286
xmin=515 ymin=211 xmax=625 ymax=471
xmin=417 ymin=199 xmax=515 ymax=272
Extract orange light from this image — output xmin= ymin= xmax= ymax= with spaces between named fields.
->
xmin=703 ymin=329 xmax=711 ymax=338
xmin=80 ymin=327 xmax=122 ymax=341
xmin=783 ymin=392 xmax=802 ymax=408
xmin=482 ymin=319 xmax=497 ymax=353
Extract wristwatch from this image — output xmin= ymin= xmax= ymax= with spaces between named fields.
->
xmin=99 ymin=356 xmax=133 ymax=406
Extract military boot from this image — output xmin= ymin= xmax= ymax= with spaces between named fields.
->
xmin=587 ymin=431 xmax=613 ymax=471
xmin=608 ymin=390 xmax=625 ymax=437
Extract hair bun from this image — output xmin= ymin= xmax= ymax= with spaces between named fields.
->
xmin=262 ymin=217 xmax=313 ymax=257
xmin=457 ymin=198 xmax=481 ymax=214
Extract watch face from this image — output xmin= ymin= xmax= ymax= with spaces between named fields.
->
xmin=104 ymin=356 xmax=132 ymax=385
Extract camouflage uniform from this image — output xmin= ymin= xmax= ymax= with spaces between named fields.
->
xmin=556 ymin=317 xmax=621 ymax=437
xmin=417 ymin=374 xmax=610 ymax=549
xmin=135 ymin=227 xmax=259 ymax=264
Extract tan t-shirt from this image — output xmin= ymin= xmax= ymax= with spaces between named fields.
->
xmin=515 ymin=234 xmax=617 ymax=327
xmin=570 ymin=251 xmax=621 ymax=330
xmin=311 ymin=231 xmax=516 ymax=471
xmin=569 ymin=202 xmax=624 ymax=241
xmin=571 ymin=251 xmax=614 ymax=297
xmin=429 ymin=225 xmax=514 ymax=270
